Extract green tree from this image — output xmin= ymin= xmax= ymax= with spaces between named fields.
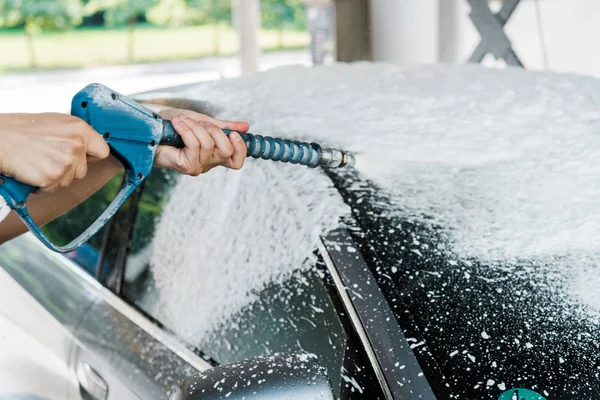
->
xmin=146 ymin=0 xmax=187 ymax=27
xmin=85 ymin=0 xmax=160 ymax=62
xmin=261 ymin=0 xmax=305 ymax=49
xmin=0 ymin=0 xmax=84 ymax=68
xmin=186 ymin=0 xmax=231 ymax=55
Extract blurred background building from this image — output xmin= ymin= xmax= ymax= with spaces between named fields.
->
xmin=336 ymin=0 xmax=600 ymax=78
xmin=0 ymin=0 xmax=599 ymax=113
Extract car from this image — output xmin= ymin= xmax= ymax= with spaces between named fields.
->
xmin=1 ymin=62 xmax=599 ymax=400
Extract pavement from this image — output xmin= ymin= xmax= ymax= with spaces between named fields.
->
xmin=0 ymin=50 xmax=312 ymax=113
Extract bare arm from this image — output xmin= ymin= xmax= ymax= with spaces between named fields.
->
xmin=0 ymin=110 xmax=248 ymax=245
xmin=0 ymin=156 xmax=122 ymax=244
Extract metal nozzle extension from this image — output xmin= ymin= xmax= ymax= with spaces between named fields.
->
xmin=319 ymin=148 xmax=356 ymax=169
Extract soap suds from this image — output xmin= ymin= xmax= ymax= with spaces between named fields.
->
xmin=147 ymin=161 xmax=349 ymax=340
xmin=147 ymin=62 xmax=600 ymax=342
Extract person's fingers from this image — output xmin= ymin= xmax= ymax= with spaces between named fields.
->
xmin=36 ymin=136 xmax=82 ymax=191
xmin=56 ymin=147 xmax=78 ymax=189
xmin=155 ymin=115 xmax=202 ymax=175
xmin=52 ymin=131 xmax=88 ymax=183
xmin=191 ymin=112 xmax=249 ymax=133
xmin=73 ymin=119 xmax=109 ymax=159
xmin=157 ymin=108 xmax=183 ymax=121
xmin=38 ymin=154 xmax=69 ymax=193
xmin=73 ymin=144 xmax=88 ymax=180
xmin=59 ymin=166 xmax=76 ymax=189
xmin=214 ymin=120 xmax=250 ymax=133
xmin=160 ymin=109 xmax=250 ymax=133
xmin=160 ymin=109 xmax=212 ymax=125
xmin=225 ymin=132 xmax=246 ymax=170
xmin=39 ymin=183 xmax=60 ymax=193
xmin=86 ymin=155 xmax=104 ymax=164
xmin=152 ymin=111 xmax=249 ymax=175
xmin=202 ymin=121 xmax=234 ymax=159
xmin=181 ymin=116 xmax=214 ymax=168
xmin=87 ymin=134 xmax=110 ymax=159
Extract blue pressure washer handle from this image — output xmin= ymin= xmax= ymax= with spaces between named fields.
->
xmin=0 ymin=177 xmax=37 ymax=236
xmin=0 ymin=83 xmax=163 ymax=253
xmin=0 ymin=83 xmax=355 ymax=254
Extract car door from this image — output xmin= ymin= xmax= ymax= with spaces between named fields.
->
xmin=0 ymin=169 xmax=137 ymax=400
xmin=0 ymin=232 xmax=98 ymax=400
xmin=69 ymin=265 xmax=208 ymax=400
xmin=0 ymin=232 xmax=207 ymax=400
xmin=0 ymin=169 xmax=207 ymax=400
xmin=57 ymin=172 xmax=212 ymax=399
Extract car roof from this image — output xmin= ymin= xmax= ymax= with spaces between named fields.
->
xmin=137 ymin=63 xmax=600 ymax=399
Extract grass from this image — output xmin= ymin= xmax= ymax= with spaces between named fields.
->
xmin=0 ymin=23 xmax=310 ymax=72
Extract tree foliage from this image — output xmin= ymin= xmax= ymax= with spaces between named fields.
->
xmin=85 ymin=0 xmax=157 ymax=26
xmin=0 ymin=0 xmax=85 ymax=66
xmin=85 ymin=0 xmax=161 ymax=61
xmin=183 ymin=0 xmax=232 ymax=54
xmin=261 ymin=0 xmax=305 ymax=48
xmin=0 ymin=0 xmax=84 ymax=32
xmin=261 ymin=0 xmax=305 ymax=31
xmin=145 ymin=0 xmax=187 ymax=26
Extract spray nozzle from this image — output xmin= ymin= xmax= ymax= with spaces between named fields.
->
xmin=319 ymin=147 xmax=356 ymax=169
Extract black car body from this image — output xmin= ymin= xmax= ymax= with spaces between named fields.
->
xmin=1 ymin=71 xmax=598 ymax=400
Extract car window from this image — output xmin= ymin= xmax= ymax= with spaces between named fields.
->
xmin=115 ymin=167 xmax=377 ymax=398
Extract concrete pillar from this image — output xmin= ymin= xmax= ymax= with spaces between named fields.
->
xmin=369 ymin=0 xmax=439 ymax=65
xmin=438 ymin=0 xmax=463 ymax=63
xmin=234 ymin=0 xmax=261 ymax=73
xmin=333 ymin=0 xmax=371 ymax=62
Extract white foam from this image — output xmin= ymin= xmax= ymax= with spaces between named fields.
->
xmin=149 ymin=62 xmax=600 ymax=341
xmin=147 ymin=160 xmax=349 ymax=341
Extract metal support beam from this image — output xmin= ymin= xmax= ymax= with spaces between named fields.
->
xmin=467 ymin=0 xmax=524 ymax=67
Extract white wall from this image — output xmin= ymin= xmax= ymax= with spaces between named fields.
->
xmin=369 ymin=0 xmax=600 ymax=79
xmin=369 ymin=0 xmax=440 ymax=65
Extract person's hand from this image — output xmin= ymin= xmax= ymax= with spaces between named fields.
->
xmin=156 ymin=109 xmax=249 ymax=175
xmin=0 ymin=113 xmax=110 ymax=192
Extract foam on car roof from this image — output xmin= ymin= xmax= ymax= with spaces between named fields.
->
xmin=147 ymin=62 xmax=600 ymax=343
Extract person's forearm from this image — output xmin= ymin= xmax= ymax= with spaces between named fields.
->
xmin=0 ymin=156 xmax=122 ymax=244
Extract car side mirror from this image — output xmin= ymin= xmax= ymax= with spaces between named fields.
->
xmin=170 ymin=352 xmax=336 ymax=400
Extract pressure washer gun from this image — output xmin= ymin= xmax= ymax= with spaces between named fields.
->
xmin=0 ymin=83 xmax=356 ymax=254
